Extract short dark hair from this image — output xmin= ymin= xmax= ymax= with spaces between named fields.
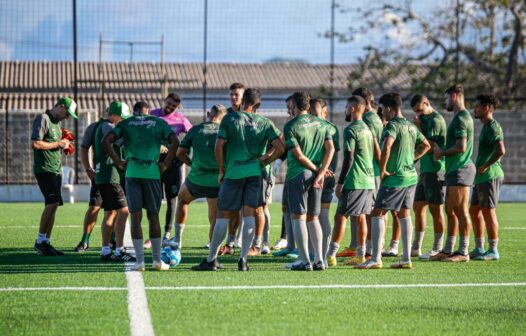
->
xmin=379 ymin=92 xmax=403 ymax=110
xmin=285 ymin=95 xmax=293 ymax=102
xmin=352 ymin=87 xmax=373 ymax=104
xmin=230 ymin=82 xmax=244 ymax=91
xmin=445 ymin=84 xmax=464 ymax=95
xmin=476 ymin=94 xmax=499 ymax=109
xmin=166 ymin=92 xmax=181 ymax=102
xmin=410 ymin=94 xmax=426 ymax=108
xmin=347 ymin=95 xmax=365 ymax=107
xmin=309 ymin=98 xmax=324 ymax=107
xmin=242 ymin=88 xmax=261 ymax=106
xmin=133 ymin=101 xmax=150 ymax=114
xmin=292 ymin=91 xmax=310 ymax=111
xmin=210 ymin=104 xmax=227 ymax=118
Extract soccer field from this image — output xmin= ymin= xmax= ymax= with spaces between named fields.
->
xmin=0 ymin=202 xmax=525 ymax=335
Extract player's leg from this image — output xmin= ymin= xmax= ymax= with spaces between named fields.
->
xmin=238 ymin=176 xmax=263 ymax=270
xmin=171 ymin=183 xmax=196 ymax=249
xmin=383 ymin=212 xmax=400 ymax=257
xmin=34 ymin=173 xmax=64 ymax=255
xmin=469 ymin=184 xmax=485 ymax=258
xmin=75 ymin=182 xmax=102 ymax=251
xmin=306 ymin=176 xmax=324 ymax=270
xmin=476 ymin=178 xmax=502 ymax=260
xmin=443 ymin=185 xmax=471 ymax=261
xmin=288 ymin=171 xmax=313 ymax=271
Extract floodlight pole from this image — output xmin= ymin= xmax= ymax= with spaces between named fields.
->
xmin=72 ymin=0 xmax=79 ymax=183
xmin=202 ymin=0 xmax=208 ymax=122
xmin=329 ymin=0 xmax=335 ymax=122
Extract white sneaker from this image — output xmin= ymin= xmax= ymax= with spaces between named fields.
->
xmin=419 ymin=249 xmax=440 ymax=260
xmin=130 ymin=262 xmax=145 ymax=272
xmin=234 ymin=239 xmax=242 ymax=249
xmin=285 ymin=260 xmax=303 ymax=269
xmin=271 ymin=238 xmax=288 ymax=250
xmin=152 ymin=260 xmax=170 ymax=271
xmin=411 ymin=248 xmax=421 ymax=257
xmin=261 ymin=245 xmax=270 ymax=254
xmin=203 ymin=242 xmax=210 ymax=249
xmin=382 ymin=246 xmax=399 ymax=257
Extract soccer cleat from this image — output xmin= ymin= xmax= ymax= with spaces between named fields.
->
xmin=214 ymin=259 xmax=223 ymax=269
xmin=286 ymin=250 xmax=299 ymax=259
xmin=390 ymin=261 xmax=413 ymax=269
xmin=34 ymin=241 xmax=56 ymax=256
xmin=203 ymin=242 xmax=210 ymax=249
xmin=113 ymin=251 xmax=137 ymax=262
xmin=344 ymin=256 xmax=367 ymax=266
xmin=336 ymin=247 xmax=356 ymax=258
xmin=429 ymin=251 xmax=452 ymax=261
xmin=191 ymin=259 xmax=217 ymax=271
xmin=164 ymin=239 xmax=180 ymax=251
xmin=475 ymin=250 xmax=500 ymax=261
xmin=152 ymin=260 xmax=170 ymax=271
xmin=382 ymin=247 xmax=399 ymax=257
xmin=290 ymin=261 xmax=313 ymax=271
xmin=442 ymin=252 xmax=470 ymax=262
xmin=234 ymin=239 xmax=242 ymax=249
xmin=419 ymin=249 xmax=440 ymax=260
xmin=272 ymin=248 xmax=294 ymax=257
xmin=354 ymin=260 xmax=383 ymax=269
xmin=100 ymin=252 xmax=113 ymax=262
xmin=469 ymin=247 xmax=485 ymax=259
xmin=238 ymin=258 xmax=249 ymax=271
xmin=162 ymin=237 xmax=172 ymax=247
xmin=247 ymin=246 xmax=261 ymax=257
xmin=130 ymin=262 xmax=145 ymax=272
xmin=312 ymin=261 xmax=325 ymax=271
xmin=143 ymin=239 xmax=152 ymax=249
xmin=46 ymin=243 xmax=64 ymax=256
xmin=218 ymin=245 xmax=235 ymax=256
xmin=271 ymin=238 xmax=288 ymax=250
xmin=261 ymin=245 xmax=270 ymax=255
xmin=327 ymin=256 xmax=337 ymax=267
xmin=411 ymin=249 xmax=421 ymax=258
xmin=74 ymin=241 xmax=89 ymax=252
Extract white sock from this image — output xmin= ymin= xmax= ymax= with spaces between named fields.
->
xmin=208 ymin=218 xmax=229 ymax=262
xmin=132 ymin=239 xmax=144 ymax=264
xmin=240 ymin=216 xmax=256 ymax=259
xmin=371 ymin=217 xmax=385 ymax=263
xmin=101 ymin=245 xmax=111 ymax=255
xmin=307 ymin=220 xmax=323 ymax=264
xmin=37 ymin=233 xmax=48 ymax=244
xmin=292 ymin=218 xmax=309 ymax=264
xmin=400 ymin=217 xmax=413 ymax=263
xmin=319 ymin=208 xmax=331 ymax=262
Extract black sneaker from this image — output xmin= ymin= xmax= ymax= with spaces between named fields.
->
xmin=100 ymin=252 xmax=113 ymax=262
xmin=34 ymin=241 xmax=56 ymax=256
xmin=47 ymin=243 xmax=64 ymax=256
xmin=191 ymin=258 xmax=217 ymax=271
xmin=74 ymin=241 xmax=89 ymax=252
xmin=291 ymin=261 xmax=313 ymax=271
xmin=238 ymin=258 xmax=249 ymax=271
xmin=113 ymin=251 xmax=137 ymax=262
xmin=312 ymin=261 xmax=325 ymax=271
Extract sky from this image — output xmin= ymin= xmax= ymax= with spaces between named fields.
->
xmin=0 ymin=0 xmax=443 ymax=64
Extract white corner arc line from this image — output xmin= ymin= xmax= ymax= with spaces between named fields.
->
xmin=124 ymin=220 xmax=155 ymax=336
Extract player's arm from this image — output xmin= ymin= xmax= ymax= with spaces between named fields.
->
xmin=379 ymin=136 xmax=394 ymax=180
xmin=160 ymin=133 xmax=179 ymax=174
xmin=414 ymin=138 xmax=431 ymax=161
xmin=478 ymin=141 xmax=506 ymax=176
xmin=434 ymin=137 xmax=466 ymax=160
xmin=176 ymin=147 xmax=191 ymax=166
xmin=80 ymin=146 xmax=95 ymax=180
xmin=336 ymin=149 xmax=353 ymax=198
xmin=290 ymin=146 xmax=318 ymax=171
xmin=102 ymin=132 xmax=125 ymax=171
xmin=215 ymin=138 xmax=225 ymax=183
xmin=260 ymin=138 xmax=285 ymax=166
xmin=314 ymin=139 xmax=335 ymax=188
xmin=32 ymin=140 xmax=68 ymax=151
xmin=373 ymin=138 xmax=381 ymax=166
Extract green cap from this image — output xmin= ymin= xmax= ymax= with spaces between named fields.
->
xmin=57 ymin=97 xmax=77 ymax=119
xmin=108 ymin=101 xmax=131 ymax=119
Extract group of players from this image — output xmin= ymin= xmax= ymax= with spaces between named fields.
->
xmin=31 ymin=82 xmax=505 ymax=271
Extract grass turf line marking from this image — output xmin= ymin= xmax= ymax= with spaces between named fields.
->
xmin=124 ymin=221 xmax=155 ymax=336
xmin=2 ymin=282 xmax=526 ymax=292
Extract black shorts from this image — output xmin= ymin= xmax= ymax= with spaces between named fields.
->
xmin=98 ymin=183 xmax=128 ymax=211
xmin=186 ymin=179 xmax=219 ymax=199
xmin=414 ymin=172 xmax=445 ymax=205
xmin=282 ymin=181 xmax=289 ymax=207
xmin=321 ymin=176 xmax=336 ymax=203
xmin=161 ymin=156 xmax=182 ymax=200
xmin=125 ymin=178 xmax=162 ymax=213
xmin=287 ymin=170 xmax=322 ymax=216
xmin=35 ymin=172 xmax=63 ymax=206
xmin=218 ymin=176 xmax=262 ymax=211
xmin=471 ymin=178 xmax=502 ymax=209
xmin=446 ymin=163 xmax=475 ymax=187
xmin=374 ymin=185 xmax=417 ymax=212
xmin=89 ymin=180 xmax=103 ymax=207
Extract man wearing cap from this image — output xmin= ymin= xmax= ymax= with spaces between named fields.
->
xmin=32 ymin=97 xmax=77 ymax=256
xmin=93 ymin=101 xmax=134 ymax=262
xmin=103 ymin=105 xmax=179 ymax=271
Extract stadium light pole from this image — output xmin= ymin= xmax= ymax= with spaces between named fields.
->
xmin=202 ymin=0 xmax=208 ymax=122
xmin=329 ymin=0 xmax=335 ymax=122
xmin=72 ymin=0 xmax=79 ymax=184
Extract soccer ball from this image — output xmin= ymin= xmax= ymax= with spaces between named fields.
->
xmin=161 ymin=246 xmax=181 ymax=267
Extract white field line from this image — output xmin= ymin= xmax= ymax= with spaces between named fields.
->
xmin=1 ymin=282 xmax=526 ymax=292
xmin=123 ymin=220 xmax=155 ymax=336
xmin=0 ymin=224 xmax=286 ymax=229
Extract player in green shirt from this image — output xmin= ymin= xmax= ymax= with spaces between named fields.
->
xmin=192 ymin=88 xmax=284 ymax=271
xmin=432 ymin=84 xmax=475 ymax=262
xmin=93 ymin=101 xmax=134 ymax=262
xmin=356 ymin=93 xmax=430 ymax=270
xmin=103 ymin=103 xmax=179 ymax=271
xmin=308 ymin=98 xmax=340 ymax=267
xmin=469 ymin=94 xmax=505 ymax=261
xmin=32 ymin=97 xmax=77 ymax=256
xmin=284 ymin=91 xmax=335 ymax=271
xmin=167 ymin=104 xmax=227 ymax=250
xmin=410 ymin=94 xmax=447 ymax=260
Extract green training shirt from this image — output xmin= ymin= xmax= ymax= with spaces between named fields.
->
xmin=180 ymin=121 xmax=221 ymax=187
xmin=217 ymin=111 xmax=280 ymax=180
xmin=343 ymin=120 xmax=375 ymax=190
xmin=111 ymin=115 xmax=174 ymax=179
xmin=418 ymin=111 xmax=446 ymax=173
xmin=475 ymin=119 xmax=504 ymax=184
xmin=94 ymin=120 xmax=122 ymax=185
xmin=31 ymin=110 xmax=62 ymax=175
xmin=284 ymin=114 xmax=331 ymax=181
xmin=445 ymin=109 xmax=474 ymax=175
xmin=363 ymin=111 xmax=383 ymax=176
xmin=322 ymin=119 xmax=340 ymax=172
xmin=380 ymin=117 xmax=425 ymax=188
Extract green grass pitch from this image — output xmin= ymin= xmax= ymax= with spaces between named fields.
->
xmin=0 ymin=202 xmax=525 ymax=335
